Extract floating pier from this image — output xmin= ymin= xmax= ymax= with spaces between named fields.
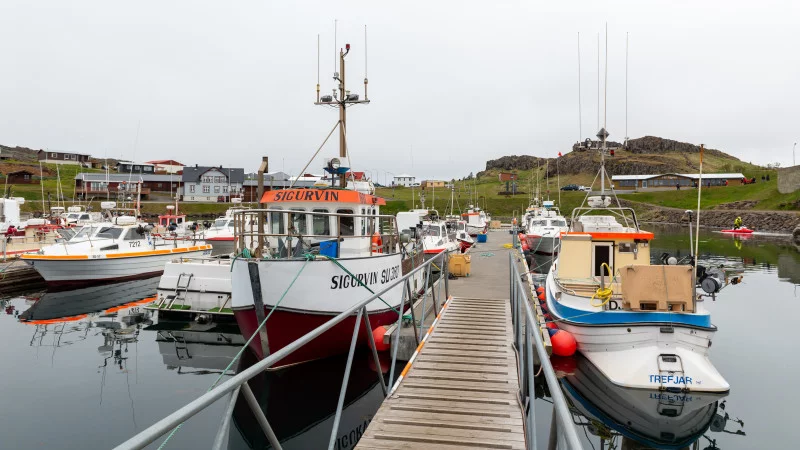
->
xmin=356 ymin=233 xmax=526 ymax=449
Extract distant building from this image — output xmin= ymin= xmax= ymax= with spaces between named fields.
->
xmin=392 ymin=174 xmax=416 ymax=187
xmin=146 ymin=159 xmax=185 ymax=175
xmin=74 ymin=173 xmax=181 ymax=200
xmin=499 ymin=172 xmax=518 ymax=182
xmin=117 ymin=162 xmax=155 ymax=174
xmin=421 ymin=180 xmax=445 ymax=189
xmin=6 ymin=170 xmax=38 ymax=185
xmin=37 ymin=150 xmax=91 ymax=165
xmin=345 ymin=171 xmax=367 ymax=181
xmin=181 ymin=165 xmax=245 ymax=202
xmin=241 ymin=171 xmax=319 ymax=201
xmin=611 ymin=173 xmax=746 ymax=191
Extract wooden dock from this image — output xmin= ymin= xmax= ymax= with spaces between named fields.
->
xmin=0 ymin=259 xmax=44 ymax=296
xmin=357 ymin=231 xmax=525 ymax=449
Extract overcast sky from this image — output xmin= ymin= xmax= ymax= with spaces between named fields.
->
xmin=1 ymin=1 xmax=797 ymax=182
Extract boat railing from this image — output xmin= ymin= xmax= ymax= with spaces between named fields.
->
xmin=569 ymin=205 xmax=640 ymax=232
xmin=232 ymin=208 xmax=402 ymax=258
xmin=112 ymin=250 xmax=449 ymax=450
xmin=509 ymin=252 xmax=584 ymax=449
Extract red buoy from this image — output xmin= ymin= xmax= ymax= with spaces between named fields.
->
xmin=551 ymin=330 xmax=577 ymax=356
xmin=536 ymin=286 xmax=544 ymax=293
xmin=546 ymin=322 xmax=558 ymax=330
xmin=371 ymin=326 xmax=391 ymax=352
xmin=537 ymin=292 xmax=545 ymax=301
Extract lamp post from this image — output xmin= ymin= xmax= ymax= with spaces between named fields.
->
xmin=386 ymin=171 xmax=396 ymax=198
xmin=794 ymin=142 xmax=797 ymax=167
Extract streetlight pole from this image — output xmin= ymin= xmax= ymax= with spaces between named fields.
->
xmin=794 ymin=142 xmax=797 ymax=167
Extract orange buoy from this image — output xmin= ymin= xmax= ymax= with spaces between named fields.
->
xmin=545 ymin=322 xmax=558 ymax=330
xmin=551 ymin=330 xmax=577 ymax=356
xmin=371 ymin=326 xmax=390 ymax=351
xmin=537 ymin=292 xmax=545 ymax=301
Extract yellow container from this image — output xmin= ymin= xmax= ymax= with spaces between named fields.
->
xmin=489 ymin=220 xmax=502 ymax=229
xmin=448 ymin=254 xmax=471 ymax=277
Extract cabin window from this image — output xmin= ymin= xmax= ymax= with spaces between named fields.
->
xmin=618 ymin=242 xmax=635 ymax=253
xmin=80 ymin=214 xmax=90 ymax=220
xmin=530 ymin=219 xmax=546 ymax=227
xmin=360 ymin=208 xmax=368 ymax=235
xmin=592 ymin=243 xmax=614 ymax=277
xmin=337 ymin=209 xmax=354 ymax=236
xmin=214 ymin=218 xmax=226 ymax=228
xmin=124 ymin=228 xmax=146 ymax=240
xmin=97 ymin=227 xmax=123 ymax=240
xmin=550 ymin=219 xmax=567 ymax=227
xmin=270 ymin=209 xmax=285 ymax=235
xmin=427 ymin=226 xmax=440 ymax=237
xmin=290 ymin=208 xmax=307 ymax=234
xmin=312 ymin=209 xmax=330 ymax=235
xmin=73 ymin=226 xmax=98 ymax=239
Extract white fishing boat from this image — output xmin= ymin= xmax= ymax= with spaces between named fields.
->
xmin=461 ymin=205 xmax=488 ymax=236
xmin=21 ymin=214 xmax=211 ymax=286
xmin=523 ymin=200 xmax=568 ymax=255
xmin=543 ymin=128 xmax=734 ymax=393
xmin=229 ymin=39 xmax=428 ymax=367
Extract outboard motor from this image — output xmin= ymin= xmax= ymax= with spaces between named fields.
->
xmin=699 ymin=266 xmax=725 ymax=294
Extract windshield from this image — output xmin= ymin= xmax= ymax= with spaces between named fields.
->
xmin=67 ymin=213 xmax=80 ymax=220
xmin=550 ymin=220 xmax=567 ymax=227
xmin=72 ymin=226 xmax=99 ymax=240
xmin=530 ymin=220 xmax=547 ymax=227
xmin=214 ymin=219 xmax=227 ymax=228
xmin=426 ymin=226 xmax=441 ymax=237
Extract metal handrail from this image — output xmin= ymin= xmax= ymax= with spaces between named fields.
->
xmin=113 ymin=250 xmax=447 ymax=450
xmin=509 ymin=252 xmax=584 ymax=450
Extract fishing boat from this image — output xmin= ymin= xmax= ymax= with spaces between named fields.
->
xmin=21 ymin=204 xmax=211 ymax=286
xmin=523 ymin=200 xmax=569 ymax=255
xmin=229 ymin=39 xmax=426 ymax=367
xmin=461 ymin=205 xmax=488 ymax=236
xmin=544 ymin=128 xmax=734 ymax=393
xmin=559 ymin=353 xmax=728 ymax=449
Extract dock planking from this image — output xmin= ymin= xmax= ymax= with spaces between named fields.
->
xmin=357 ymin=231 xmax=526 ymax=449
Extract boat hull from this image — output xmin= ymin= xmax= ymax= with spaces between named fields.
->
xmin=230 ymin=254 xmax=407 ymax=367
xmin=525 ymin=234 xmax=560 ymax=255
xmin=545 ymin=273 xmax=729 ymax=393
xmin=23 ymin=247 xmax=212 ymax=286
xmin=721 ymin=227 xmax=753 ymax=234
xmin=465 ymin=224 xmax=487 ymax=236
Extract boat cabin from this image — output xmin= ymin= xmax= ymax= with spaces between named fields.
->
xmin=235 ymin=188 xmax=398 ymax=259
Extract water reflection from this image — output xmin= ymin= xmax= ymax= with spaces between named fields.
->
xmin=146 ymin=321 xmax=244 ymax=375
xmin=551 ymin=353 xmax=745 ymax=449
xmin=230 ymin=350 xmax=387 ymax=450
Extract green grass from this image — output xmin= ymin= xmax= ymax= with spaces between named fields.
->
xmin=618 ymin=173 xmax=800 ymax=211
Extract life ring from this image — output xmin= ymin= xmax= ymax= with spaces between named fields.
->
xmin=371 ymin=232 xmax=383 ymax=254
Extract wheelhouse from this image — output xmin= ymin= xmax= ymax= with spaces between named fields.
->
xmin=233 ymin=188 xmax=400 ymax=259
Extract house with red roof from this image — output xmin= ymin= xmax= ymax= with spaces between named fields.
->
xmin=146 ymin=159 xmax=185 ymax=175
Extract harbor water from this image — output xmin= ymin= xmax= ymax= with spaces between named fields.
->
xmin=0 ymin=225 xmax=797 ymax=449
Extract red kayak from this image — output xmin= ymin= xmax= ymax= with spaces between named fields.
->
xmin=721 ymin=227 xmax=754 ymax=234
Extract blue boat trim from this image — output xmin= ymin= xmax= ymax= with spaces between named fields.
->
xmin=546 ymin=290 xmax=714 ymax=329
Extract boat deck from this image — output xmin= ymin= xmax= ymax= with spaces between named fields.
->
xmin=356 ymin=231 xmax=526 ymax=449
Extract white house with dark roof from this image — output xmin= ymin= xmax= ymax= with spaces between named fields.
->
xmin=392 ymin=173 xmax=416 ymax=187
xmin=180 ymin=165 xmax=245 ymax=202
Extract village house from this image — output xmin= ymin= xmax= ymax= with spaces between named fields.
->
xmin=611 ymin=173 xmax=746 ymax=191
xmin=180 ymin=165 xmax=245 ymax=202
xmin=74 ymin=173 xmax=181 ymax=201
xmin=421 ymin=180 xmax=446 ymax=189
xmin=116 ymin=162 xmax=155 ymax=174
xmin=392 ymin=174 xmax=416 ymax=187
xmin=5 ymin=170 xmax=38 ymax=184
xmin=37 ymin=150 xmax=91 ymax=165
xmin=146 ymin=159 xmax=185 ymax=174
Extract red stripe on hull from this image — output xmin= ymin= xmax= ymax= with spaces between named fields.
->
xmin=234 ymin=307 xmax=399 ymax=367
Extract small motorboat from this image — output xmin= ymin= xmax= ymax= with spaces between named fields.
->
xmin=721 ymin=227 xmax=754 ymax=234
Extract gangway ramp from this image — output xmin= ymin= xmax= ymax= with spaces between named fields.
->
xmin=357 ymin=235 xmax=525 ymax=449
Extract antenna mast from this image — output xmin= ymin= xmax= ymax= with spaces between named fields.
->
xmin=625 ymin=31 xmax=629 ymax=147
xmin=597 ymin=32 xmax=600 ymax=135
xmin=315 ymin=26 xmax=371 ymax=188
xmin=578 ymin=32 xmax=582 ymax=142
xmin=316 ymin=34 xmax=320 ymax=102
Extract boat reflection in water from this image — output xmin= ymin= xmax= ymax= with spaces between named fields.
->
xmin=553 ymin=353 xmax=745 ymax=449
xmin=19 ymin=278 xmax=158 ymax=349
xmin=146 ymin=321 xmax=245 ymax=375
xmin=229 ymin=350 xmax=387 ymax=450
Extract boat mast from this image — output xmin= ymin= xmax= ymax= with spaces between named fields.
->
xmin=315 ymin=33 xmax=370 ymax=189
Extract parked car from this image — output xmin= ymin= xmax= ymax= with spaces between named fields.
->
xmin=560 ymin=184 xmax=579 ymax=191
xmin=579 ymin=186 xmax=592 ymax=192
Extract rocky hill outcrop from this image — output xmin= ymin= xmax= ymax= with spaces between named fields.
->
xmin=482 ymin=136 xmax=744 ymax=178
